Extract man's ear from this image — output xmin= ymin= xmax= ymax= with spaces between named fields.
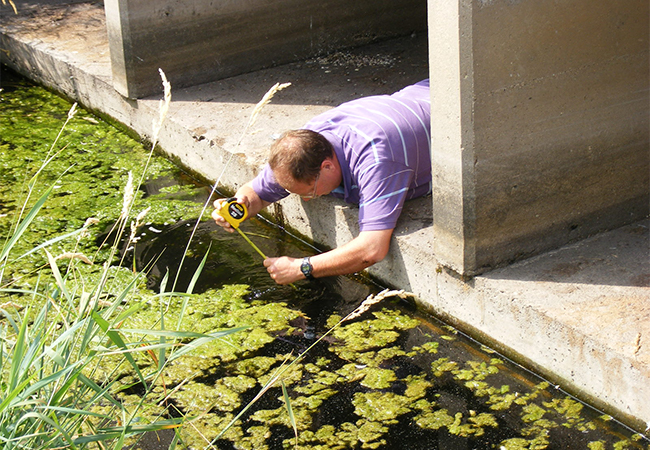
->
xmin=321 ymin=158 xmax=335 ymax=172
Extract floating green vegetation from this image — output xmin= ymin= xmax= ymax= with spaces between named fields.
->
xmin=1 ymin=69 xmax=648 ymax=450
xmin=102 ymin=297 xmax=647 ymax=450
xmin=0 ymin=74 xmax=209 ymax=292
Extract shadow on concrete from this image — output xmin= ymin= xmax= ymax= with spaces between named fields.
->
xmin=1 ymin=0 xmax=430 ymax=106
xmin=483 ymin=219 xmax=649 ymax=288
xmin=170 ymin=33 xmax=430 ymax=107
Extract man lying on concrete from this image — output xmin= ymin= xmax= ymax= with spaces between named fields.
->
xmin=212 ymin=79 xmax=431 ymax=285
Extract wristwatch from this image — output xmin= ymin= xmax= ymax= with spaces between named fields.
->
xmin=300 ymin=256 xmax=315 ymax=280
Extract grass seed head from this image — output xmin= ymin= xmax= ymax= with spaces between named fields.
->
xmin=120 ymin=171 xmax=134 ymax=220
xmin=248 ymin=82 xmax=292 ymax=130
xmin=343 ymin=289 xmax=411 ymax=322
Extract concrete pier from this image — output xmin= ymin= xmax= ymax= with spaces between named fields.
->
xmin=1 ymin=0 xmax=649 ymax=434
xmin=429 ymin=0 xmax=649 ymax=275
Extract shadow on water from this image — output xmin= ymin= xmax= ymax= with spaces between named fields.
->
xmin=98 ymin=182 xmax=373 ymax=328
xmin=2 ymin=65 xmax=648 ymax=450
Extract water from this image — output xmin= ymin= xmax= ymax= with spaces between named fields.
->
xmin=1 ymin=66 xmax=648 ymax=450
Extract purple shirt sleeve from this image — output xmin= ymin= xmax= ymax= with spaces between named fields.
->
xmin=250 ymin=163 xmax=289 ymax=203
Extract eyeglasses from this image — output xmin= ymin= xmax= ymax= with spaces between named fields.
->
xmin=300 ymin=173 xmax=320 ymax=200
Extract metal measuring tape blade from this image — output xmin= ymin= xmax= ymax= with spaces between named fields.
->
xmin=217 ymin=198 xmax=268 ymax=260
xmin=217 ymin=198 xmax=297 ymax=288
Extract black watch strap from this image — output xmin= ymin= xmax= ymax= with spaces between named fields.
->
xmin=300 ymin=256 xmax=315 ymax=280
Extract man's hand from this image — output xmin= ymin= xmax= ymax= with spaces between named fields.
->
xmin=263 ymin=256 xmax=302 ymax=285
xmin=212 ymin=183 xmax=271 ymax=232
xmin=211 ymin=197 xmax=250 ymax=233
xmin=262 ymin=229 xmax=394 ymax=285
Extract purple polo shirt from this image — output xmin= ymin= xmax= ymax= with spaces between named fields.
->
xmin=252 ymin=79 xmax=431 ymax=231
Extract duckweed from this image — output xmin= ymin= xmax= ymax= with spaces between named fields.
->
xmin=416 ymin=409 xmax=456 ymax=431
xmin=352 ymin=392 xmax=412 ymax=423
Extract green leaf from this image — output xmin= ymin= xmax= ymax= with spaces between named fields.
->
xmin=8 ymin=307 xmax=31 ymax=392
xmin=158 ymin=306 xmax=166 ymax=371
xmin=45 ymin=250 xmax=73 ymax=305
xmin=282 ymin=380 xmax=298 ymax=448
xmin=0 ymin=184 xmax=53 ymax=264
xmin=73 ymin=418 xmax=185 ymax=444
xmin=187 ymin=243 xmax=210 ymax=295
xmin=0 ymin=373 xmax=39 ymax=415
xmin=91 ymin=311 xmax=147 ymax=388
xmin=167 ymin=327 xmax=248 ymax=362
xmin=117 ymin=328 xmax=229 ymax=339
xmin=11 ymin=227 xmax=85 ymax=263
xmin=16 ymin=362 xmax=81 ymax=406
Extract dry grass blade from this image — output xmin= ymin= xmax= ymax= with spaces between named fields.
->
xmin=2 ymin=0 xmax=17 ymax=15
xmin=342 ymin=289 xmax=412 ymax=323
xmin=0 ymin=301 xmax=23 ymax=310
xmin=54 ymin=252 xmax=92 ymax=265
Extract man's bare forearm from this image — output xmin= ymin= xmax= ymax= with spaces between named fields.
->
xmin=310 ymin=229 xmax=393 ymax=277
xmin=263 ymin=229 xmax=394 ymax=284
xmin=233 ymin=182 xmax=270 ymax=219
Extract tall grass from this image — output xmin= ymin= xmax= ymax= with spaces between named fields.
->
xmin=0 ymin=70 xmax=244 ymax=449
xmin=0 ymin=68 xmax=320 ymax=448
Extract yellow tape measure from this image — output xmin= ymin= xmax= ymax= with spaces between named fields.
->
xmin=218 ymin=198 xmax=247 ymax=229
xmin=217 ymin=198 xmax=297 ymax=288
xmin=217 ymin=198 xmax=267 ymax=259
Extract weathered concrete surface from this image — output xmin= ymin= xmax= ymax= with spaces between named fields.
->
xmin=104 ymin=0 xmax=427 ymax=98
xmin=1 ymin=0 xmax=649 ymax=433
xmin=429 ymin=0 xmax=649 ymax=275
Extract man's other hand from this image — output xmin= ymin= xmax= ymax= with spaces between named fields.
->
xmin=263 ymin=256 xmax=302 ymax=285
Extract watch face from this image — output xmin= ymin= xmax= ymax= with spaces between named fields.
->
xmin=301 ymin=258 xmax=313 ymax=278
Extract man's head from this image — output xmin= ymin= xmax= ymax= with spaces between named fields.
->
xmin=269 ymin=129 xmax=333 ymax=184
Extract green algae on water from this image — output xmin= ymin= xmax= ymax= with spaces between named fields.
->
xmin=0 ymin=75 xmax=209 ymax=291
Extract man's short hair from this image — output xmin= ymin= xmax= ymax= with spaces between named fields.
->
xmin=268 ymin=129 xmax=333 ymax=183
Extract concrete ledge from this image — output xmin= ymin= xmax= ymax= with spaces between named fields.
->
xmin=2 ymin=1 xmax=649 ymax=433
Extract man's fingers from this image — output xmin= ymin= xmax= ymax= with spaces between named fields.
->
xmin=211 ymin=209 xmax=235 ymax=233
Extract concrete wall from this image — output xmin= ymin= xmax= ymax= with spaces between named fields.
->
xmin=105 ymin=0 xmax=427 ymax=99
xmin=429 ymin=0 xmax=650 ymax=276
